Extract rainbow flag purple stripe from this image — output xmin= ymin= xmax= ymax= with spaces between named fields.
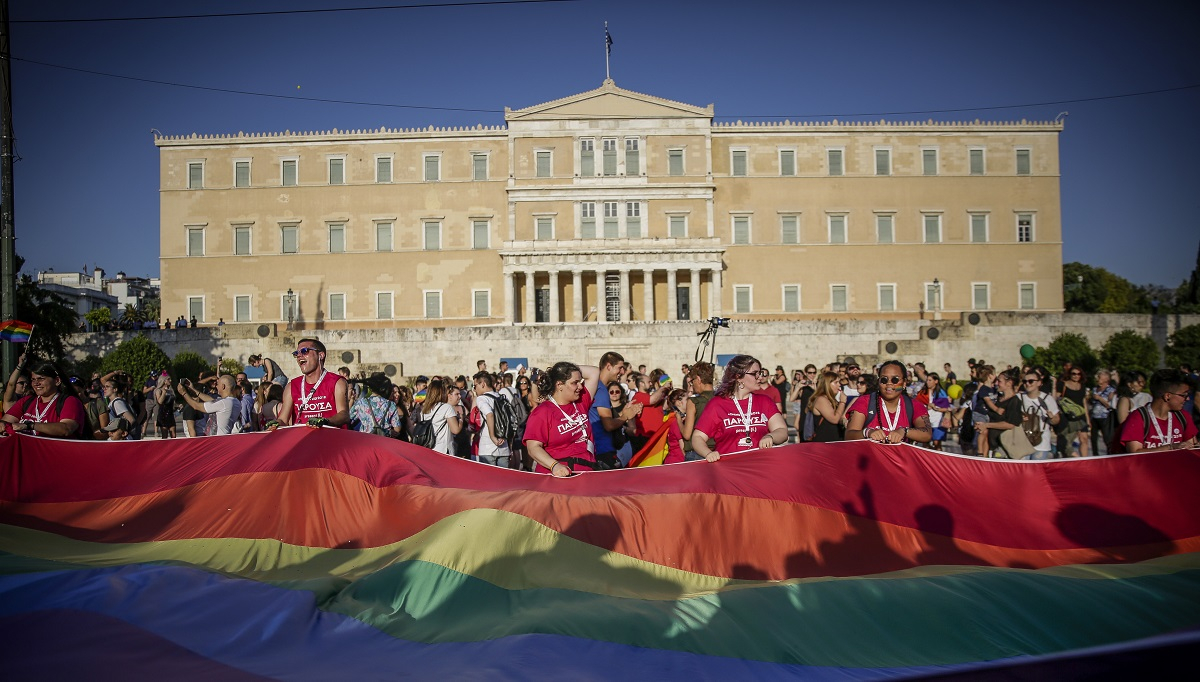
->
xmin=0 ymin=319 xmax=32 ymax=343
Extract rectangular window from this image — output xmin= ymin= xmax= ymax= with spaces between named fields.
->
xmin=626 ymin=202 xmax=642 ymax=238
xmin=187 ymin=227 xmax=204 ymax=256
xmin=328 ymin=224 xmax=345 ymax=253
xmin=782 ymin=285 xmax=800 ymax=313
xmin=731 ymin=149 xmax=747 ymax=177
xmin=922 ymin=149 xmax=938 ymax=176
xmin=734 ymin=285 xmax=752 ymax=313
xmin=537 ymin=216 xmax=554 ymax=240
xmin=969 ymin=148 xmax=985 ymax=175
xmin=926 ymin=283 xmax=942 ymax=311
xmin=472 ymin=220 xmax=489 ymax=249
xmin=1018 ymin=214 xmax=1034 ymax=242
xmin=625 ymin=138 xmax=639 ymax=175
xmin=376 ymin=292 xmax=393 ymax=320
xmin=1016 ymin=149 xmax=1031 ymax=176
xmin=473 ymin=290 xmax=490 ymax=318
xmin=1019 ymin=283 xmax=1036 ymax=310
xmin=376 ymin=156 xmax=392 ymax=183
xmin=328 ymin=158 xmax=344 ymax=185
xmin=831 ymin=285 xmax=848 ymax=312
xmin=375 ymin=222 xmax=393 ymax=252
xmin=425 ymin=291 xmax=442 ymax=319
xmin=581 ymin=202 xmax=596 ymax=239
xmin=781 ymin=215 xmax=799 ymax=244
xmin=970 ymin=214 xmax=988 ymax=243
xmin=329 ymin=293 xmax=345 ymax=321
xmin=424 ymin=154 xmax=440 ymax=182
xmin=668 ymin=215 xmax=686 ymax=238
xmin=188 ymin=161 xmax=203 ymax=189
xmin=281 ymin=159 xmax=297 ymax=187
xmin=602 ymin=139 xmax=617 ymax=176
xmin=829 ymin=215 xmax=846 ymax=244
xmin=827 ymin=149 xmax=844 ymax=176
xmin=668 ymin=148 xmax=684 ymax=176
xmin=875 ymin=148 xmax=891 ymax=176
xmin=876 ymin=214 xmax=894 ymax=244
xmin=188 ymin=296 xmax=204 ymax=323
xmin=234 ymin=295 xmax=251 ymax=322
xmin=536 ymin=150 xmax=552 ymax=178
xmin=424 ymin=221 xmax=441 ymax=250
xmin=580 ymin=139 xmax=595 ymax=176
xmin=973 ymin=283 xmax=990 ymax=310
xmin=732 ymin=216 xmax=750 ymax=245
xmin=878 ymin=284 xmax=895 ymax=312
xmin=923 ymin=214 xmax=941 ymax=243
xmin=234 ymin=226 xmax=251 ymax=255
xmin=472 ymin=153 xmax=488 ymax=181
xmin=602 ymin=202 xmax=619 ymax=238
xmin=281 ymin=225 xmax=298 ymax=254
xmin=780 ymin=149 xmax=796 ymax=176
xmin=234 ymin=160 xmax=250 ymax=188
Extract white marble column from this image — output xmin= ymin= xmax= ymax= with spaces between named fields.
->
xmin=667 ymin=269 xmax=678 ymax=321
xmin=524 ymin=271 xmax=536 ymax=324
xmin=642 ymin=269 xmax=654 ymax=322
xmin=690 ymin=269 xmax=701 ymax=322
xmin=548 ymin=270 xmax=560 ymax=323
xmin=572 ymin=270 xmax=583 ymax=322
xmin=710 ymin=267 xmax=722 ymax=317
xmin=618 ymin=269 xmax=630 ymax=322
xmin=503 ymin=271 xmax=514 ymax=324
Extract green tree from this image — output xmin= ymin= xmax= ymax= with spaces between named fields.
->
xmin=218 ymin=358 xmax=244 ymax=376
xmin=84 ymin=307 xmax=112 ymax=330
xmin=1031 ymin=332 xmax=1099 ymax=376
xmin=1174 ymin=242 xmax=1200 ymax=314
xmin=1099 ymin=330 xmax=1160 ymax=376
xmin=98 ymin=334 xmax=172 ymax=385
xmin=1062 ymin=262 xmax=1150 ymax=313
xmin=1165 ymin=324 xmax=1200 ymax=370
xmin=11 ymin=256 xmax=79 ymax=362
xmin=142 ymin=297 xmax=162 ymax=325
xmin=171 ymin=351 xmax=213 ymax=386
xmin=122 ymin=304 xmax=143 ymax=324
xmin=71 ymin=354 xmax=104 ymax=381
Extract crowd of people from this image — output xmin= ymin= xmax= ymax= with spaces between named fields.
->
xmin=3 ymin=341 xmax=1197 ymax=473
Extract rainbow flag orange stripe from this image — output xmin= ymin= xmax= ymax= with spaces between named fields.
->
xmin=0 ymin=319 xmax=32 ymax=343
xmin=628 ymin=412 xmax=675 ymax=467
xmin=2 ymin=429 xmax=1199 ymax=679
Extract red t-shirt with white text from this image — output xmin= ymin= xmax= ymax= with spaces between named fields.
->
xmin=4 ymin=394 xmax=86 ymax=438
xmin=523 ymin=388 xmax=595 ymax=472
xmin=1119 ymin=408 xmax=1197 ymax=450
xmin=289 ymin=371 xmax=347 ymax=428
xmin=694 ymin=393 xmax=780 ymax=454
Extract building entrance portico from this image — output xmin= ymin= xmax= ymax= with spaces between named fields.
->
xmin=500 ymin=238 xmax=724 ymax=324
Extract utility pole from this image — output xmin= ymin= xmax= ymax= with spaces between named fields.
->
xmin=0 ymin=0 xmax=17 ymax=377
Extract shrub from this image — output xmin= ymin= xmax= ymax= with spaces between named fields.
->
xmin=1030 ymin=332 xmax=1099 ymax=377
xmin=1099 ymin=330 xmax=1160 ymax=377
xmin=98 ymin=335 xmax=172 ymax=386
xmin=1165 ymin=324 xmax=1200 ymax=370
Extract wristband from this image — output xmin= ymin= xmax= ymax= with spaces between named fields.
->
xmin=307 ymin=417 xmax=328 ymax=427
xmin=264 ymin=420 xmax=280 ymax=429
xmin=902 ymin=427 xmax=909 ymax=441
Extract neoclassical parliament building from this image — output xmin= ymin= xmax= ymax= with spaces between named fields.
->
xmin=158 ymin=80 xmax=1064 ymax=329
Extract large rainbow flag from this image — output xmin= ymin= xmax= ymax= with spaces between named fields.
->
xmin=2 ymin=429 xmax=1198 ymax=679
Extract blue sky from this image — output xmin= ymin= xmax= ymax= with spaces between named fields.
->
xmin=9 ymin=0 xmax=1199 ymax=288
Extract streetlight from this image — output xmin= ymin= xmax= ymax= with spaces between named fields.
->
xmin=286 ymin=288 xmax=295 ymax=330
xmin=932 ymin=278 xmax=942 ymax=318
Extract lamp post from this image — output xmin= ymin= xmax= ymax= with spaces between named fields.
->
xmin=932 ymin=278 xmax=942 ymax=320
xmin=286 ymin=288 xmax=295 ymax=330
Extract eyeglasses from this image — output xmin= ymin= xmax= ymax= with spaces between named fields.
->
xmin=745 ymin=369 xmax=769 ymax=378
xmin=806 ymin=370 xmax=817 ymax=375
xmin=291 ymin=347 xmax=318 ymax=357
xmin=878 ymin=376 xmax=905 ymax=385
xmin=1167 ymin=391 xmax=1191 ymax=400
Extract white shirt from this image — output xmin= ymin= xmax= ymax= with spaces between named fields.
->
xmin=202 ymin=396 xmax=241 ymax=435
xmin=475 ymin=393 xmax=512 ymax=461
xmin=1020 ymin=393 xmax=1060 ymax=452
xmin=422 ymin=402 xmax=457 ymax=456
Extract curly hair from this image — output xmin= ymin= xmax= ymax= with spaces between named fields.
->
xmin=536 ymin=362 xmax=581 ymax=400
xmin=714 ymin=354 xmax=761 ymax=398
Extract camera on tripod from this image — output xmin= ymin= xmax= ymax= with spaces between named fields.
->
xmin=708 ymin=317 xmax=730 ymax=328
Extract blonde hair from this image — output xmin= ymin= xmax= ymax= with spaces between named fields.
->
xmin=807 ymin=371 xmax=839 ymax=413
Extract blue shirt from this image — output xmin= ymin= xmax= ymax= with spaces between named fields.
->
xmin=588 ymin=384 xmax=616 ymax=454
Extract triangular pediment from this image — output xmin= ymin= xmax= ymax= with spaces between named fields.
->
xmin=506 ymin=79 xmax=713 ymax=121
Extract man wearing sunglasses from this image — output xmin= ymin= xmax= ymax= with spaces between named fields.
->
xmin=1020 ymin=371 xmax=1060 ymax=459
xmin=276 ymin=338 xmax=350 ymax=429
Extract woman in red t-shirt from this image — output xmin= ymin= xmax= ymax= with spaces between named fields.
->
xmin=2 ymin=363 xmax=86 ymax=439
xmin=690 ymin=354 xmax=788 ymax=462
xmin=845 ymin=360 xmax=933 ymax=444
xmin=523 ymin=362 xmax=601 ymax=477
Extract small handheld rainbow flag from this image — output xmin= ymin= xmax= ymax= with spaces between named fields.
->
xmin=414 ymin=388 xmax=427 ymax=403
xmin=0 ymin=320 xmax=33 ymax=343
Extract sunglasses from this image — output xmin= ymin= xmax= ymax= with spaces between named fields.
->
xmin=878 ymin=376 xmax=905 ymax=385
xmin=291 ymin=347 xmax=318 ymax=357
xmin=1024 ymin=379 xmax=1040 ymax=385
xmin=745 ymin=369 xmax=769 ymax=378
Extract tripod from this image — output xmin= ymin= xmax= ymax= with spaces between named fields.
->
xmin=695 ymin=317 xmax=729 ymax=366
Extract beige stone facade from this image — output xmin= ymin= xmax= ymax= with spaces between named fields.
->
xmin=158 ymin=80 xmax=1064 ymax=329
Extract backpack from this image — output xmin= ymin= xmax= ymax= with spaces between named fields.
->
xmin=1020 ymin=396 xmax=1049 ymax=447
xmin=485 ymin=392 xmax=521 ymax=442
xmin=18 ymin=394 xmax=92 ymax=440
xmin=959 ymin=406 xmax=975 ymax=444
xmin=801 ymin=411 xmax=816 ymax=442
xmin=410 ymin=406 xmax=442 ymax=450
xmin=1108 ymin=406 xmax=1186 ymax=454
xmin=862 ymin=392 xmax=917 ymax=438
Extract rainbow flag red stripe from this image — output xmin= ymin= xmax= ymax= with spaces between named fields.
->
xmin=2 ymin=430 xmax=1198 ymax=679
xmin=0 ymin=319 xmax=32 ymax=343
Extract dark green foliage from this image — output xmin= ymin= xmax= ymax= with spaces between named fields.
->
xmin=1165 ymin=324 xmax=1200 ymax=370
xmin=1099 ymin=330 xmax=1160 ymax=376
xmin=1062 ymin=262 xmax=1150 ymax=314
xmin=1030 ymin=332 xmax=1099 ymax=376
xmin=72 ymin=354 xmax=104 ymax=382
xmin=12 ymin=256 xmax=79 ymax=362
xmin=171 ymin=351 xmax=213 ymax=385
xmin=218 ymin=358 xmax=243 ymax=376
xmin=99 ymin=335 xmax=172 ymax=385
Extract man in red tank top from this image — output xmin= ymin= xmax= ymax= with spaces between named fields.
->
xmin=276 ymin=338 xmax=350 ymax=429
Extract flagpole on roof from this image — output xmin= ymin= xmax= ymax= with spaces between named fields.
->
xmin=604 ymin=22 xmax=611 ymax=81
